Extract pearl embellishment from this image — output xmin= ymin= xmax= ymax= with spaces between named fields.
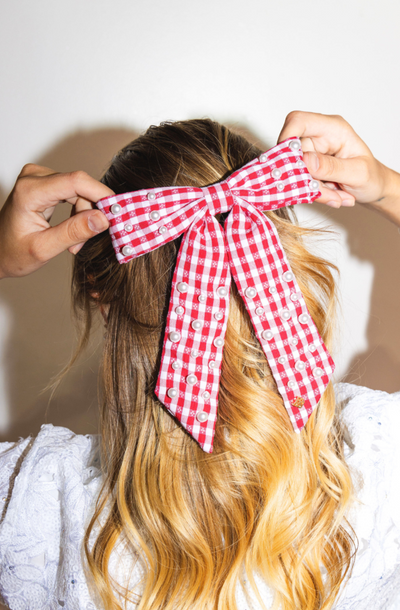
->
xmin=289 ymin=140 xmax=301 ymax=152
xmin=171 ymin=361 xmax=181 ymax=370
xmin=272 ymin=168 xmax=282 ymax=180
xmin=290 ymin=293 xmax=299 ymax=301
xmin=122 ymin=246 xmax=133 ymax=256
xmin=262 ymin=330 xmax=274 ymax=341
xmin=191 ymin=320 xmax=203 ymax=331
xmin=168 ymin=331 xmax=181 ymax=343
xmin=177 ymin=282 xmax=188 ymax=293
xmin=310 ymin=180 xmax=319 ymax=191
xmin=196 ymin=411 xmax=209 ymax=422
xmin=214 ymin=311 xmax=224 ymax=321
xmin=308 ymin=343 xmax=316 ymax=352
xmin=124 ymin=223 xmax=133 ymax=232
xmin=245 ymin=287 xmax=257 ymax=299
xmin=175 ymin=306 xmax=184 ymax=315
xmin=158 ymin=226 xmax=167 ymax=234
xmin=203 ymin=391 xmax=211 ymax=400
xmin=280 ymin=309 xmax=291 ymax=321
xmin=278 ymin=356 xmax=287 ymax=364
xmin=277 ymin=182 xmax=285 ymax=192
xmin=209 ymin=360 xmax=216 ymax=369
xmin=147 ymin=192 xmax=156 ymax=201
xmin=295 ymin=360 xmax=306 ymax=372
xmin=259 ymin=154 xmax=267 ymax=163
xmin=214 ymin=337 xmax=224 ymax=348
xmin=150 ymin=210 xmax=160 ymax=221
xmin=186 ymin=374 xmax=198 ymax=385
xmin=191 ymin=349 xmax=199 ymax=358
xmin=287 ymin=380 xmax=297 ymax=389
xmin=269 ymin=286 xmax=277 ymax=294
xmin=198 ymin=294 xmax=206 ymax=303
xmin=255 ymin=307 xmax=264 ymax=316
xmin=167 ymin=388 xmax=178 ymax=398
xmin=298 ymin=313 xmax=310 ymax=325
xmin=217 ymin=286 xmax=228 ymax=298
xmin=282 ymin=271 xmax=294 ymax=282
xmin=313 ymin=367 xmax=323 ymax=378
xmin=110 ymin=204 xmax=121 ymax=215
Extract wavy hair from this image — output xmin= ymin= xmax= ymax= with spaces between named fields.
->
xmin=71 ymin=119 xmax=357 ymax=610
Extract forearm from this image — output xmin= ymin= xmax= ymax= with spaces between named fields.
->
xmin=364 ymin=165 xmax=400 ymax=228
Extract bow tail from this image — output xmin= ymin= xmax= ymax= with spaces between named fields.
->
xmin=155 ymin=212 xmax=231 ymax=453
xmin=225 ymin=203 xmax=335 ymax=432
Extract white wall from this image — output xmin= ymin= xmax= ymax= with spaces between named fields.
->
xmin=0 ymin=0 xmax=399 ymax=440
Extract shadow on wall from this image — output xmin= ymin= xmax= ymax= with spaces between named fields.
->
xmin=0 ymin=127 xmax=139 ymax=442
xmin=0 ymin=124 xmax=399 ymax=444
xmin=323 ymin=203 xmax=400 ymax=392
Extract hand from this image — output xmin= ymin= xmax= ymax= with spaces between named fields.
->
xmin=0 ymin=164 xmax=114 ymax=279
xmin=278 ymin=111 xmax=400 ymax=226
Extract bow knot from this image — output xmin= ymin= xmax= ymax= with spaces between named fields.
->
xmin=97 ymin=138 xmax=335 ymax=453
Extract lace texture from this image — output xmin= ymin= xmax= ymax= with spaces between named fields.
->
xmin=0 ymin=383 xmax=398 ymax=610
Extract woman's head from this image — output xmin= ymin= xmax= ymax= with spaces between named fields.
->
xmin=72 ymin=119 xmax=356 ymax=610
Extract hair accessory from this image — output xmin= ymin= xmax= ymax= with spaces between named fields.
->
xmin=97 ymin=138 xmax=335 ymax=452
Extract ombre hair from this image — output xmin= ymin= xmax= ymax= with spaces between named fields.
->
xmin=72 ymin=119 xmax=357 ymax=610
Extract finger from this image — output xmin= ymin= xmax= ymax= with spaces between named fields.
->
xmin=277 ymin=111 xmax=350 ymax=154
xmin=18 ymin=163 xmax=58 ymax=178
xmin=303 ymin=151 xmax=368 ymax=189
xmin=69 ymin=242 xmax=85 ymax=255
xmin=30 ymin=209 xmax=109 ymax=261
xmin=17 ymin=171 xmax=114 ymax=212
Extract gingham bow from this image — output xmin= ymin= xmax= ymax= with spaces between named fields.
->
xmin=97 ymin=138 xmax=335 ymax=452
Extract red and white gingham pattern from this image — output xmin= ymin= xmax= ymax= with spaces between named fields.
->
xmin=97 ymin=138 xmax=335 ymax=453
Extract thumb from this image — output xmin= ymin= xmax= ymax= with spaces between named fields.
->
xmin=303 ymin=151 xmax=366 ymax=188
xmin=33 ymin=210 xmax=109 ymax=261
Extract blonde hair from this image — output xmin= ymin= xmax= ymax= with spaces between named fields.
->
xmin=72 ymin=119 xmax=357 ymax=610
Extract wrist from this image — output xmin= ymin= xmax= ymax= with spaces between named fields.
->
xmin=365 ymin=163 xmax=400 ymax=227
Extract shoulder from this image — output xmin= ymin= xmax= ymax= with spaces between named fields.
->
xmin=0 ymin=425 xmax=102 ymax=609
xmin=333 ymin=383 xmax=400 ymax=610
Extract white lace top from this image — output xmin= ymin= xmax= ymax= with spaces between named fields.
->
xmin=0 ymin=383 xmax=399 ymax=610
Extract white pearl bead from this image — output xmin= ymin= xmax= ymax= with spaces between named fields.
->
xmin=287 ymin=380 xmax=297 ymax=390
xmin=276 ymin=182 xmax=285 ymax=192
xmin=298 ymin=313 xmax=310 ymax=325
xmin=158 ymin=226 xmax=167 ymax=234
xmin=217 ymin=286 xmax=228 ymax=298
xmin=168 ymin=331 xmax=181 ymax=343
xmin=213 ymin=337 xmax=224 ymax=348
xmin=289 ymin=140 xmax=301 ymax=152
xmin=255 ymin=307 xmax=264 ymax=316
xmin=171 ymin=361 xmax=181 ymax=370
xmin=196 ymin=411 xmax=209 ymax=422
xmin=150 ymin=210 xmax=160 ymax=221
xmin=175 ymin=306 xmax=184 ymax=315
xmin=122 ymin=246 xmax=133 ymax=256
xmin=282 ymin=271 xmax=294 ymax=282
xmin=209 ymin=360 xmax=216 ymax=369
xmin=295 ymin=360 xmax=306 ymax=372
xmin=124 ymin=223 xmax=133 ymax=232
xmin=313 ymin=367 xmax=323 ymax=378
xmin=198 ymin=294 xmax=206 ymax=303
xmin=290 ymin=337 xmax=299 ymax=346
xmin=290 ymin=293 xmax=299 ymax=302
xmin=191 ymin=320 xmax=203 ymax=331
xmin=269 ymin=286 xmax=277 ymax=294
xmin=280 ymin=309 xmax=291 ymax=321
xmin=147 ymin=192 xmax=156 ymax=201
xmin=110 ymin=204 xmax=122 ymax=215
xmin=308 ymin=343 xmax=316 ymax=352
xmin=310 ymin=180 xmax=319 ymax=191
xmin=259 ymin=154 xmax=267 ymax=163
xmin=214 ymin=311 xmax=223 ymax=321
xmin=191 ymin=349 xmax=199 ymax=358
xmin=271 ymin=168 xmax=282 ymax=180
xmin=245 ymin=287 xmax=257 ymax=299
xmin=167 ymin=388 xmax=178 ymax=398
xmin=262 ymin=330 xmax=274 ymax=341
xmin=186 ymin=374 xmax=198 ymax=385
xmin=177 ymin=282 xmax=188 ymax=293
xmin=296 ymin=160 xmax=305 ymax=167
xmin=202 ymin=391 xmax=211 ymax=400
xmin=278 ymin=356 xmax=287 ymax=364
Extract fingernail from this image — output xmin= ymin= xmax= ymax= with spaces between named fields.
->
xmin=341 ymin=199 xmax=355 ymax=207
xmin=326 ymin=200 xmax=341 ymax=208
xmin=88 ymin=212 xmax=109 ymax=233
xmin=305 ymin=151 xmax=319 ymax=172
